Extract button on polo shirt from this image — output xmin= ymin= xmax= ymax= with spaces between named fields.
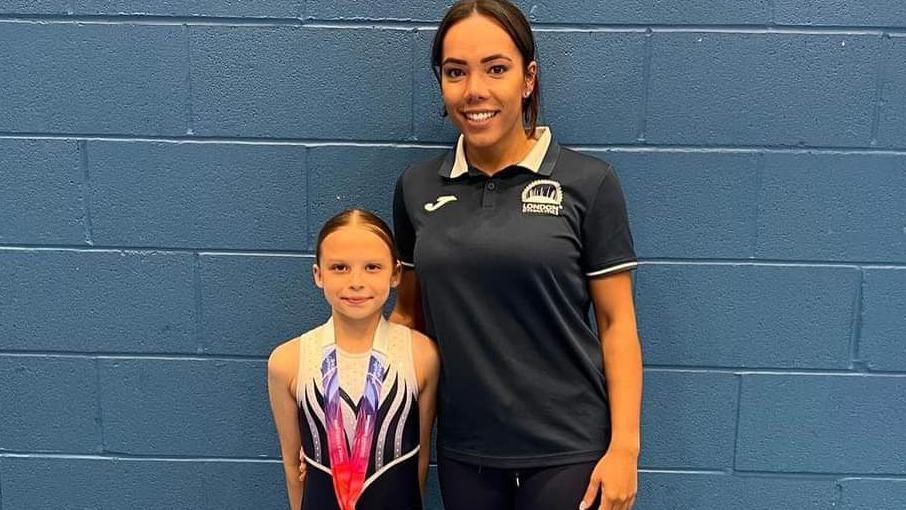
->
xmin=393 ymin=127 xmax=637 ymax=468
xmin=482 ymin=180 xmax=497 ymax=207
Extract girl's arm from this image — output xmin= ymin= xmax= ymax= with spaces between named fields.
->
xmin=267 ymin=340 xmax=305 ymax=510
xmin=412 ymin=330 xmax=441 ymax=495
xmin=581 ymin=271 xmax=642 ymax=510
xmin=390 ymin=269 xmax=425 ymax=332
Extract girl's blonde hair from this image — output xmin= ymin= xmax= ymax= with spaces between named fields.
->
xmin=315 ymin=209 xmax=399 ymax=265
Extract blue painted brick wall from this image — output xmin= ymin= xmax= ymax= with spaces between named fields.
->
xmin=1 ymin=1 xmax=904 ymax=509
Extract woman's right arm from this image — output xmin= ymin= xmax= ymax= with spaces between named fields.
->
xmin=267 ymin=341 xmax=305 ymax=510
xmin=390 ymin=269 xmax=425 ymax=332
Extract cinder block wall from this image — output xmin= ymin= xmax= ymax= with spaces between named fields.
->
xmin=1 ymin=2 xmax=905 ymax=509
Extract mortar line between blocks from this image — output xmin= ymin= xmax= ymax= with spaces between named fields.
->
xmin=192 ymin=253 xmax=204 ymax=354
xmin=2 ymin=246 xmax=904 ymax=267
xmin=9 ymin=355 xmax=906 ymax=374
xmin=639 ymin=468 xmax=729 ymax=475
xmin=93 ymin=358 xmax=107 ymax=453
xmin=732 ymin=469 xmax=906 ymax=479
xmin=0 ymin=351 xmax=269 ymax=362
xmin=304 ymin=146 xmax=311 ymax=249
xmin=408 ymin=28 xmax=417 ymax=140
xmin=869 ymin=33 xmax=890 ymax=145
xmin=3 ymin=16 xmax=906 ymax=34
xmin=752 ymin=152 xmax=764 ymax=258
xmin=0 ymin=448 xmax=4 ymax=510
xmin=0 ymin=15 xmax=306 ymax=26
xmin=0 ymin=244 xmax=317 ymax=257
xmin=639 ymin=467 xmax=731 ymax=475
xmin=5 ymin=133 xmax=906 ymax=153
xmin=731 ymin=374 xmax=744 ymax=472
xmin=836 ymin=475 xmax=906 ymax=482
xmin=0 ymin=452 xmax=281 ymax=463
xmin=645 ymin=365 xmax=906 ymax=376
xmin=641 ymin=258 xmax=906 ymax=268
xmin=78 ymin=140 xmax=94 ymax=246
xmin=637 ymin=29 xmax=653 ymax=142
xmin=849 ymin=269 xmax=866 ymax=369
xmin=638 ymin=469 xmax=906 ymax=480
xmin=184 ymin=24 xmax=195 ymax=136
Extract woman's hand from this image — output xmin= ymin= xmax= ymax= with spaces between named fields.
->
xmin=579 ymin=448 xmax=638 ymax=510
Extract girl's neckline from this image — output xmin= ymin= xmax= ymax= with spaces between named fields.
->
xmin=336 ymin=345 xmax=372 ymax=358
xmin=331 ymin=314 xmax=383 ymax=355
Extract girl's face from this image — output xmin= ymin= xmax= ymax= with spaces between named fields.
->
xmin=313 ymin=225 xmax=399 ymax=323
xmin=440 ymin=13 xmax=536 ymax=152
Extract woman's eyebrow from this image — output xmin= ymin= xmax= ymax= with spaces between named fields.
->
xmin=442 ymin=54 xmax=514 ymax=66
xmin=480 ymin=54 xmax=513 ymax=63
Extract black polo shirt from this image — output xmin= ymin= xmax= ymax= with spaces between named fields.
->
xmin=393 ymin=128 xmax=637 ymax=468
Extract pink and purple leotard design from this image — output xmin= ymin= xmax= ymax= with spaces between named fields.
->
xmin=296 ymin=318 xmax=422 ymax=510
xmin=321 ymin=347 xmax=387 ymax=510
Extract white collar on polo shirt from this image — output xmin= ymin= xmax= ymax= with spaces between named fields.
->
xmin=449 ymin=126 xmax=552 ymax=178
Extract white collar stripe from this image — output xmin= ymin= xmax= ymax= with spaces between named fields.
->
xmin=449 ymin=127 xmax=552 ymax=178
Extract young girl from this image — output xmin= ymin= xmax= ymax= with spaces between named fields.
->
xmin=268 ymin=209 xmax=440 ymax=510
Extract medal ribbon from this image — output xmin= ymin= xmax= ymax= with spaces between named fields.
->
xmin=321 ymin=346 xmax=387 ymax=510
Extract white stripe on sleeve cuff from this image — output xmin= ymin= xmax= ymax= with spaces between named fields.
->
xmin=585 ymin=261 xmax=638 ymax=277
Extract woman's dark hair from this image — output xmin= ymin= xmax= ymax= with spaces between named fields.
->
xmin=315 ymin=209 xmax=399 ymax=265
xmin=431 ymin=0 xmax=541 ymax=137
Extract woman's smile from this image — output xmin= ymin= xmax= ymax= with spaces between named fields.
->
xmin=461 ymin=109 xmax=500 ymax=128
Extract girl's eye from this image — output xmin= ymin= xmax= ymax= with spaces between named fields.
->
xmin=365 ymin=264 xmax=383 ymax=272
xmin=489 ymin=65 xmax=507 ymax=75
xmin=444 ymin=67 xmax=465 ymax=79
xmin=330 ymin=264 xmax=348 ymax=272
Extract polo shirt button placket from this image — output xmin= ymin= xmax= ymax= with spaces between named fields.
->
xmin=482 ymin=180 xmax=497 ymax=208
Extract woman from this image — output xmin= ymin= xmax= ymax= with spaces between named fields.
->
xmin=390 ymin=1 xmax=642 ymax=509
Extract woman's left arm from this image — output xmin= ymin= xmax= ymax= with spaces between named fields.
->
xmin=580 ymin=270 xmax=642 ymax=510
xmin=412 ymin=331 xmax=441 ymax=496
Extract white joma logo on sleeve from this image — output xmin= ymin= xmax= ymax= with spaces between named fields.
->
xmin=424 ymin=195 xmax=458 ymax=212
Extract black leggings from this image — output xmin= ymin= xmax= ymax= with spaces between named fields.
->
xmin=438 ymin=456 xmax=599 ymax=510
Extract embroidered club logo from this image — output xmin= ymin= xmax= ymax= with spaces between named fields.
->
xmin=521 ymin=179 xmax=563 ymax=216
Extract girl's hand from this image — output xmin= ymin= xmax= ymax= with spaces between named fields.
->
xmin=298 ymin=448 xmax=307 ymax=482
xmin=579 ymin=448 xmax=638 ymax=510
